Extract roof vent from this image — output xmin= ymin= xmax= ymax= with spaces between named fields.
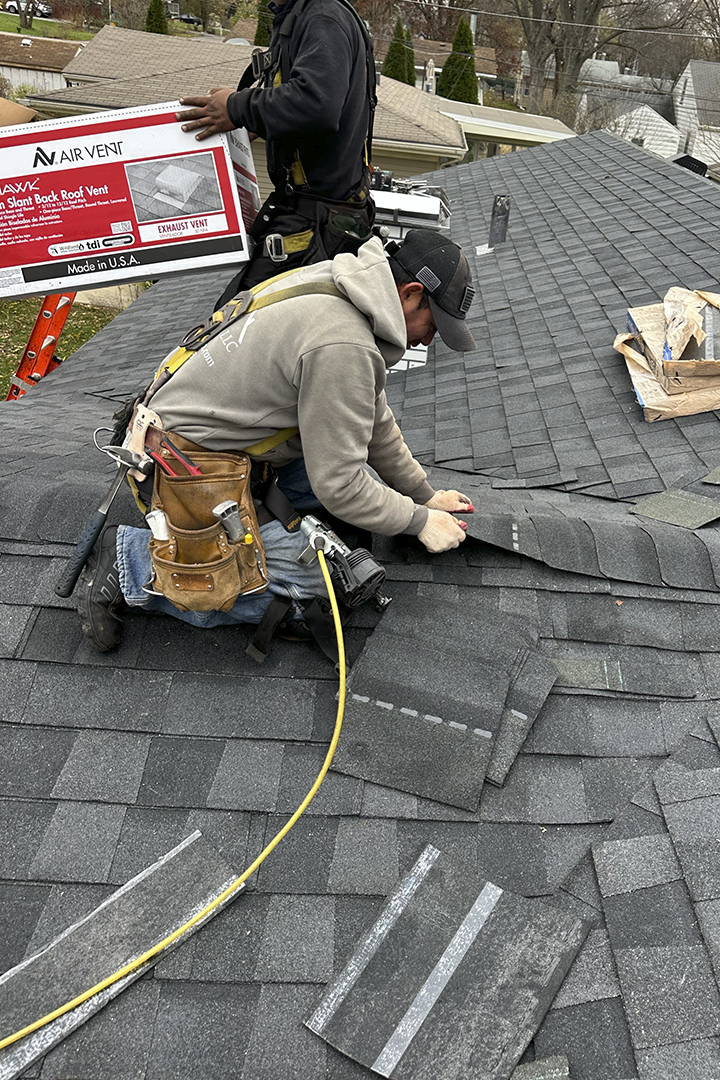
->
xmin=488 ymin=194 xmax=511 ymax=247
xmin=673 ymin=153 xmax=707 ymax=176
xmin=20 ymin=37 xmax=32 ymax=47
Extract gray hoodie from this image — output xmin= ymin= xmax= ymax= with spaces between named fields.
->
xmin=150 ymin=238 xmax=434 ymax=535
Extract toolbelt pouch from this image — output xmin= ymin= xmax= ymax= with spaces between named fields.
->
xmin=148 ymin=442 xmax=267 ymax=613
xmin=314 ymin=201 xmax=373 ymax=261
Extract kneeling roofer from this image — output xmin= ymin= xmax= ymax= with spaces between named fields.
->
xmin=75 ymin=229 xmax=477 ymax=656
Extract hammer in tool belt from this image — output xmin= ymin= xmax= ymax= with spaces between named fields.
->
xmin=54 ymin=446 xmax=154 ymax=599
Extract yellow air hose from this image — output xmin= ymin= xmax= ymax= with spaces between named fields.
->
xmin=0 ymin=549 xmax=346 ymax=1052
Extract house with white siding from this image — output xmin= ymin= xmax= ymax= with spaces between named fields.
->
xmin=602 ymin=104 xmax=682 ymax=159
xmin=0 ymin=32 xmax=82 ymax=95
xmin=673 ymin=60 xmax=720 ymax=166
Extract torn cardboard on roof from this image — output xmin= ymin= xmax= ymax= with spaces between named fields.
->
xmin=664 ymin=286 xmax=708 ymax=360
xmin=627 ymin=303 xmax=720 ymax=390
xmin=628 ymin=289 xmax=720 ymax=379
xmin=614 ymin=333 xmax=720 ymax=421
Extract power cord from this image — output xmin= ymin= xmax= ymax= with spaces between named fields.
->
xmin=0 ymin=548 xmax=346 ymax=1052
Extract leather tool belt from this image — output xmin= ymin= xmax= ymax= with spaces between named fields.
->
xmin=147 ymin=432 xmax=268 ymax=613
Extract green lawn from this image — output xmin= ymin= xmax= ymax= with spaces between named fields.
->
xmin=0 ymin=297 xmax=118 ymax=400
xmin=0 ymin=11 xmax=95 ymax=37
xmin=484 ymin=95 xmax=523 ymax=112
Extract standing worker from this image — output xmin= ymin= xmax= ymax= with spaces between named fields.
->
xmin=176 ymin=0 xmax=377 ymax=303
xmin=75 ymin=231 xmax=477 ymax=658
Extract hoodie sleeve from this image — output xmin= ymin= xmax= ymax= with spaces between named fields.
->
xmin=367 ymin=391 xmax=434 ymax=503
xmin=296 ymin=343 xmax=422 ymax=535
xmin=226 ymin=10 xmax=355 ymax=142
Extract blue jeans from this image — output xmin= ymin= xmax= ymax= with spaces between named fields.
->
xmin=117 ymin=458 xmax=327 ymax=627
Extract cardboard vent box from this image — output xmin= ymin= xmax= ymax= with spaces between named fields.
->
xmin=627 ymin=303 xmax=720 ymax=394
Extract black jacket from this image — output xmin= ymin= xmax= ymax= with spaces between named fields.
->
xmin=226 ymin=0 xmax=371 ymax=201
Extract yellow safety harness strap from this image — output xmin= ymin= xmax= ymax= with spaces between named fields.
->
xmin=152 ymin=279 xmax=348 ymax=384
xmin=145 ymin=275 xmax=351 ymax=457
xmin=243 ymin=426 xmax=301 ymax=456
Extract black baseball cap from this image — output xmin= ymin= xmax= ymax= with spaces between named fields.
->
xmin=390 ymin=229 xmax=476 ymax=352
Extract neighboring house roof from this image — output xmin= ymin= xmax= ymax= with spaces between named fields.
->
xmin=376 ymin=35 xmax=497 ymax=79
xmin=602 ymin=102 xmax=681 ymax=142
xmin=30 ymin=37 xmax=467 ymax=156
xmin=29 ymin=53 xmax=254 ymax=110
xmin=5 ymin=131 xmax=720 ymax=1078
xmin=687 ymin=59 xmax=720 ymax=128
xmin=0 ymin=31 xmax=82 ymax=72
xmin=375 ymin=76 xmax=466 ymax=151
xmin=435 ymin=99 xmax=574 ymax=146
xmin=578 ymin=57 xmax=620 ymax=82
xmin=228 ymin=17 xmax=257 ymax=43
xmin=584 ymin=84 xmax=675 ymax=125
xmin=62 ymin=24 xmax=229 ymax=83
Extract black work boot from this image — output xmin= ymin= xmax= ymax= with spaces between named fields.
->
xmin=77 ymin=526 xmax=124 ymax=651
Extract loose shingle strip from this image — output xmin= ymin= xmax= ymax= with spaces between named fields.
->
xmin=307 ymin=844 xmax=588 ymax=1080
xmin=632 ymin=490 xmax=720 ymax=530
xmin=655 ymin=753 xmax=720 ymax=989
xmin=0 ymin=832 xmax=243 ymax=1080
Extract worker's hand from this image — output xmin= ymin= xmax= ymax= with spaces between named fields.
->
xmin=418 ymin=508 xmax=468 ymax=553
xmin=176 ymin=88 xmax=235 ymax=140
xmin=425 ymin=490 xmax=475 ymax=513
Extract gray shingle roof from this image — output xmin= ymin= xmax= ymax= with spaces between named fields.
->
xmin=0 ymin=30 xmax=82 ymax=72
xmin=4 ymin=130 xmax=720 ymax=1077
xmin=62 ymin=24 xmax=232 ymax=81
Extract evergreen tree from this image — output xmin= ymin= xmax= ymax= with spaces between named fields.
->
xmin=145 ymin=0 xmax=168 ymax=34
xmin=254 ymin=1 xmax=272 ymax=45
xmin=382 ymin=17 xmax=408 ymax=83
xmin=436 ymin=18 xmax=478 ymax=104
xmin=404 ymin=26 xmax=416 ymax=86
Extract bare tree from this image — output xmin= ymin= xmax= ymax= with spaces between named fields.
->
xmin=112 ymin=0 xmax=148 ymax=29
xmin=510 ymin=0 xmax=700 ymax=124
xmin=680 ymin=0 xmax=719 ymax=62
xmin=511 ymin=0 xmax=556 ymax=111
xmin=16 ymin=0 xmax=39 ymax=29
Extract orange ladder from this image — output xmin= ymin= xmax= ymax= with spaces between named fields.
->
xmin=6 ymin=292 xmax=76 ymax=401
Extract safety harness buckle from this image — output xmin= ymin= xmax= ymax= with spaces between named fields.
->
xmin=251 ymin=47 xmax=273 ymax=80
xmin=178 ymin=291 xmax=254 ymax=350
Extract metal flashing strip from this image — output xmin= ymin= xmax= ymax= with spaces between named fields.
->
xmin=371 ymin=882 xmax=503 ymax=1077
xmin=0 ymin=831 xmax=203 ymax=991
xmin=0 ymin=833 xmax=242 ymax=1080
xmin=307 ymin=845 xmax=440 ymax=1035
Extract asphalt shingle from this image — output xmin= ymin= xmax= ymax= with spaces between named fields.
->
xmin=5 ymin=127 xmax=720 ymax=1079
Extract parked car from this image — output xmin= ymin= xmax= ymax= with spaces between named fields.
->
xmin=174 ymin=12 xmax=201 ymax=26
xmin=4 ymin=0 xmax=53 ymax=15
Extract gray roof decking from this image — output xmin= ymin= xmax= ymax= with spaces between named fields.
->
xmin=4 ymin=131 xmax=720 ymax=1077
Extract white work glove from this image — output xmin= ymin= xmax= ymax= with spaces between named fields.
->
xmin=425 ymin=489 xmax=475 ymax=513
xmin=418 ymin=508 xmax=468 ymax=553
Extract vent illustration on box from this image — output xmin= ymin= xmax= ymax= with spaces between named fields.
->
xmin=153 ymin=164 xmax=203 ymax=210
